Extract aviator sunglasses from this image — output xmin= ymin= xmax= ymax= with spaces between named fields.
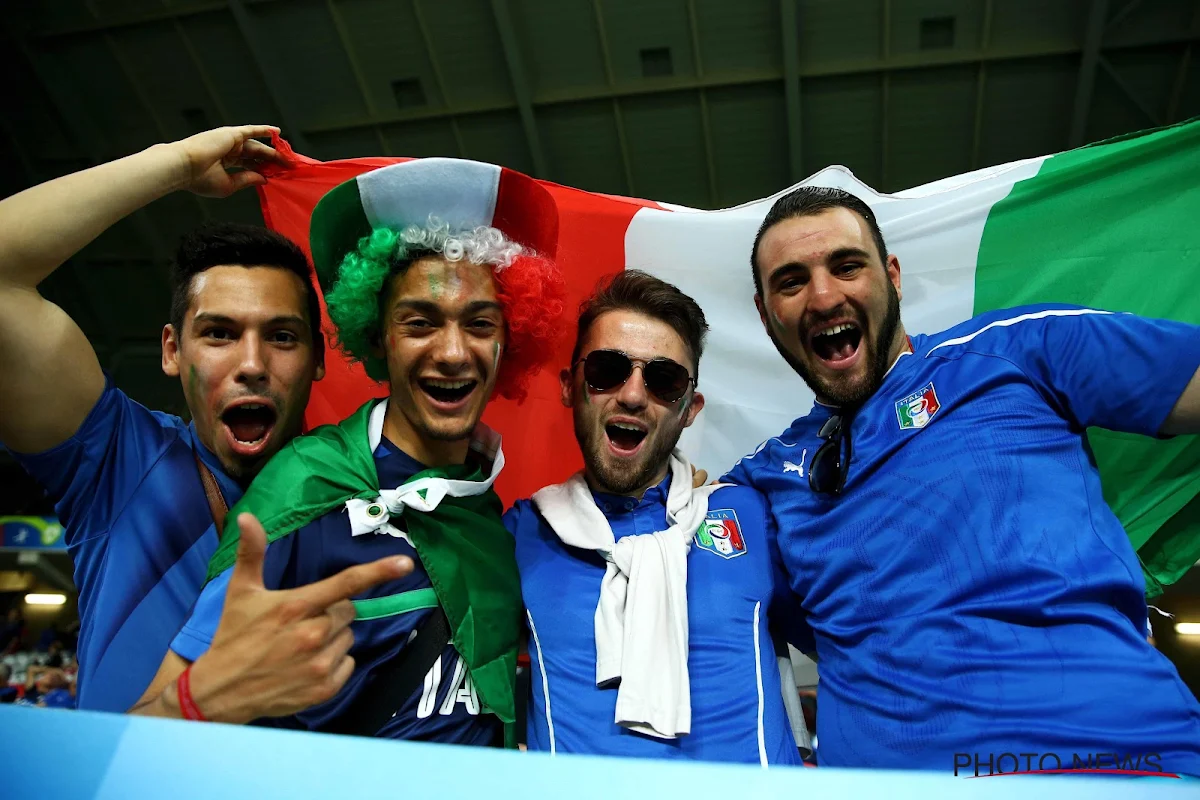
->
xmin=808 ymin=412 xmax=853 ymax=496
xmin=574 ymin=349 xmax=697 ymax=404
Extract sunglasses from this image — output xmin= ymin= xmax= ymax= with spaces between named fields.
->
xmin=809 ymin=413 xmax=852 ymax=496
xmin=574 ymin=349 xmax=696 ymax=404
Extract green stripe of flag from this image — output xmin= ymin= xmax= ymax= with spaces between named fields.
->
xmin=974 ymin=119 xmax=1200 ymax=594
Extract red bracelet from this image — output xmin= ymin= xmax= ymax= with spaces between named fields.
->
xmin=176 ymin=665 xmax=208 ymax=722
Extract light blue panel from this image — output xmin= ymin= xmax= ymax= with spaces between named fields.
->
xmin=2 ymin=706 xmax=130 ymax=799
xmin=1 ymin=707 xmax=1195 ymax=800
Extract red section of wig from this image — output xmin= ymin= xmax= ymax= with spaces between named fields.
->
xmin=493 ymin=252 xmax=566 ymax=402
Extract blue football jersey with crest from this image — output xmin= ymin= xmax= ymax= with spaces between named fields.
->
xmin=724 ymin=304 xmax=1200 ymax=774
xmin=11 ymin=378 xmax=243 ymax=713
xmin=173 ymin=439 xmax=500 ymax=745
xmin=505 ymin=476 xmax=809 ymax=764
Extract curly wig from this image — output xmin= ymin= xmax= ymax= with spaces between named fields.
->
xmin=325 ymin=218 xmax=565 ymax=403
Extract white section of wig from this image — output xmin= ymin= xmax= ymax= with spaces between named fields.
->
xmin=400 ymin=215 xmax=524 ymax=270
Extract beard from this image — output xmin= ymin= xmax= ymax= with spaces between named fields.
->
xmin=767 ymin=280 xmax=902 ymax=409
xmin=573 ymin=401 xmax=686 ymax=496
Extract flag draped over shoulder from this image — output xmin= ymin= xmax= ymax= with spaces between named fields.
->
xmin=211 ymin=399 xmax=522 ymax=724
xmin=256 ymin=121 xmax=1200 ymax=594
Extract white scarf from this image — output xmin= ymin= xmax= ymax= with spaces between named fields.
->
xmin=345 ymin=400 xmax=504 ymax=539
xmin=532 ymin=450 xmax=721 ymax=739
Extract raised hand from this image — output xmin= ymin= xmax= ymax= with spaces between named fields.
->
xmin=168 ymin=125 xmax=285 ymax=198
xmin=185 ymin=513 xmax=412 ymax=724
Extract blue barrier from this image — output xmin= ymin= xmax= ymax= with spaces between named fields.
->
xmin=0 ymin=705 xmax=1194 ymax=799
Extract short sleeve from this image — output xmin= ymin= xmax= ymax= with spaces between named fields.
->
xmin=983 ymin=308 xmax=1200 ymax=436
xmin=169 ymin=534 xmax=296 ymax=662
xmin=720 ymin=449 xmax=761 ymax=488
xmin=8 ymin=377 xmax=184 ymax=545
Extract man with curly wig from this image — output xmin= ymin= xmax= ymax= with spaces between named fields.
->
xmin=133 ymin=159 xmax=565 ymax=746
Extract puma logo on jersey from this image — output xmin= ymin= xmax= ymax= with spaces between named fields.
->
xmin=783 ymin=449 xmax=807 ymax=476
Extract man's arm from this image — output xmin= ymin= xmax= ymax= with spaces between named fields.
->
xmin=0 ymin=125 xmax=281 ymax=454
xmin=1160 ymin=365 xmax=1200 ymax=436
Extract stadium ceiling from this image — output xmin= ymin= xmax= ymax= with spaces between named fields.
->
xmin=1 ymin=0 xmax=1199 ymax=417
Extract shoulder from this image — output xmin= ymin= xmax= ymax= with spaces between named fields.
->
xmin=502 ymin=497 xmax=541 ymax=536
xmin=921 ymin=303 xmax=1108 ymax=358
xmin=709 ymin=484 xmax=768 ymax=516
xmin=723 ymin=418 xmax=817 ymax=481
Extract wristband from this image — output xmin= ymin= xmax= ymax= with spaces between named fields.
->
xmin=176 ymin=665 xmax=208 ymax=722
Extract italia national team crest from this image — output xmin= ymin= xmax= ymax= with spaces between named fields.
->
xmin=694 ymin=509 xmax=747 ymax=559
xmin=895 ymin=382 xmax=941 ymax=430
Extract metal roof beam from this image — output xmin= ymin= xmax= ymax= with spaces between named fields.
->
xmin=970 ymin=0 xmax=995 ymax=170
xmin=1098 ymin=56 xmax=1161 ymax=125
xmin=227 ymin=0 xmax=312 ymax=153
xmin=33 ymin=0 xmax=280 ymax=39
xmin=411 ymin=0 xmax=468 ymax=158
xmin=781 ymin=0 xmax=803 ymax=184
xmin=300 ymin=31 xmax=1200 ymax=137
xmin=1069 ymin=0 xmax=1108 ymax=148
xmin=490 ymin=0 xmax=548 ymax=178
xmin=324 ymin=0 xmax=390 ymax=155
xmin=687 ymin=0 xmax=718 ymax=207
xmin=591 ymin=0 xmax=635 ymax=195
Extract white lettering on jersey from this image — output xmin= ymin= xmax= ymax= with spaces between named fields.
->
xmin=416 ymin=652 xmax=483 ymax=719
xmin=416 ymin=652 xmax=443 ymax=719
xmin=438 ymin=656 xmax=481 ymax=716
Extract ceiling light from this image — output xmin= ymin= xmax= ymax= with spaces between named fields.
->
xmin=24 ymin=593 xmax=66 ymax=606
xmin=1174 ymin=622 xmax=1200 ymax=636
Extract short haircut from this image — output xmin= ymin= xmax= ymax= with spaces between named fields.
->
xmin=750 ymin=187 xmax=888 ymax=297
xmin=169 ymin=222 xmax=323 ymax=361
xmin=571 ymin=270 xmax=709 ymax=380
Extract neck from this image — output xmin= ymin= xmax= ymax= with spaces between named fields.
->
xmin=584 ymin=461 xmax=670 ymax=501
xmin=382 ymin=399 xmax=470 ymax=467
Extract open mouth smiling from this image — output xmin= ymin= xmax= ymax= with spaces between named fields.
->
xmin=809 ymin=321 xmax=863 ymax=368
xmin=605 ymin=418 xmax=648 ymax=456
xmin=418 ymin=377 xmax=479 ymax=409
xmin=221 ymin=400 xmax=278 ymax=455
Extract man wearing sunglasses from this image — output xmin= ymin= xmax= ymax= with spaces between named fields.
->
xmin=724 ymin=186 xmax=1200 ymax=775
xmin=504 ymin=271 xmax=811 ymax=763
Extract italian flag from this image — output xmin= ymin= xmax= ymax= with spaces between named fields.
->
xmin=258 ymin=119 xmax=1200 ymax=594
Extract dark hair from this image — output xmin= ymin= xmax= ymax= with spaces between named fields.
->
xmin=169 ymin=223 xmax=323 ymax=361
xmin=571 ymin=270 xmax=708 ymax=380
xmin=750 ymin=187 xmax=888 ymax=297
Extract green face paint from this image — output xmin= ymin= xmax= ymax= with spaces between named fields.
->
xmin=186 ymin=364 xmax=200 ymax=405
xmin=428 ymin=271 xmax=442 ymax=299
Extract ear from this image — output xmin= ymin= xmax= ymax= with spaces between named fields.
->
xmin=313 ymin=330 xmax=327 ymax=382
xmin=754 ymin=294 xmax=770 ymax=334
xmin=682 ymin=390 xmax=705 ymax=429
xmin=559 ymin=368 xmax=574 ymax=408
xmin=161 ymin=324 xmax=180 ymax=377
xmin=886 ymin=254 xmax=902 ymax=302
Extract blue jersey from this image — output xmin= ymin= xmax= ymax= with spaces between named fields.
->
xmin=10 ymin=379 xmax=242 ymax=712
xmin=724 ymin=305 xmax=1200 ymax=774
xmin=173 ymin=438 xmax=501 ymax=745
xmin=505 ymin=476 xmax=807 ymax=764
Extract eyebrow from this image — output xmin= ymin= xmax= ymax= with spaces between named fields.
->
xmin=766 ymin=247 xmax=874 ymax=285
xmin=390 ymin=299 xmax=504 ymax=316
xmin=192 ymin=313 xmax=308 ymax=328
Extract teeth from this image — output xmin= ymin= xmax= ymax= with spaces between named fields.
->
xmin=816 ymin=323 xmax=857 ymax=338
xmin=609 ymin=422 xmax=644 ymax=432
xmin=241 ymin=403 xmax=265 ymax=410
xmin=424 ymin=379 xmax=473 ymax=389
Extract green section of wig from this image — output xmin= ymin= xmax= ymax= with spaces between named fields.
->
xmin=325 ymin=227 xmax=412 ymax=382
